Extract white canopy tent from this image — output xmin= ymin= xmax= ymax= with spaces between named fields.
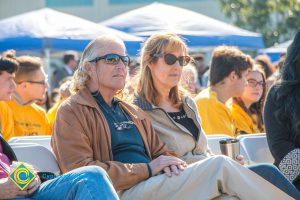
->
xmin=0 ymin=8 xmax=143 ymax=55
xmin=0 ymin=8 xmax=144 ymax=78
xmin=101 ymin=2 xmax=264 ymax=49
xmin=259 ymin=40 xmax=291 ymax=62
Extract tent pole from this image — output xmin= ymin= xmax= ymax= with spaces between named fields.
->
xmin=44 ymin=48 xmax=51 ymax=85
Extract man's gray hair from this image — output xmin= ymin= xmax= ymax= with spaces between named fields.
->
xmin=71 ymin=35 xmax=125 ymax=93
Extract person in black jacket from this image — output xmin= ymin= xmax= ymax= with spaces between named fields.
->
xmin=264 ymin=29 xmax=300 ymax=190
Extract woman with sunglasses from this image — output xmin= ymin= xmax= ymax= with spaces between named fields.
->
xmin=230 ymin=66 xmax=267 ymax=134
xmin=133 ymin=33 xmax=300 ymax=199
xmin=264 ymin=30 xmax=300 ymax=190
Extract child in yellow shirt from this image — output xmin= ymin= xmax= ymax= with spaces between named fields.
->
xmin=194 ymin=46 xmax=253 ymax=137
xmin=6 ymin=56 xmax=51 ymax=137
xmin=6 ymin=100 xmax=51 ymax=136
xmin=195 ymin=87 xmax=236 ymax=136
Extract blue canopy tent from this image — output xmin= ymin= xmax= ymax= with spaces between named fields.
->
xmin=101 ymin=3 xmax=264 ymax=49
xmin=0 ymin=8 xmax=143 ymax=55
xmin=259 ymin=40 xmax=291 ymax=62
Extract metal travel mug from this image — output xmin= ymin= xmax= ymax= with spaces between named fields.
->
xmin=219 ymin=138 xmax=240 ymax=160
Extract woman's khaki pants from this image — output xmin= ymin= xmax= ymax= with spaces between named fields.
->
xmin=120 ymin=156 xmax=293 ymax=200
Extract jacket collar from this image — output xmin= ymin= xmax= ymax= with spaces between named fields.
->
xmin=133 ymin=93 xmax=193 ymax=110
xmin=63 ymin=65 xmax=73 ymax=76
xmin=73 ymin=87 xmax=99 ymax=109
xmin=91 ymin=91 xmax=121 ymax=108
xmin=132 ymin=93 xmax=156 ymax=111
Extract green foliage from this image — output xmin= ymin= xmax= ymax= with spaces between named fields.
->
xmin=219 ymin=0 xmax=300 ymax=47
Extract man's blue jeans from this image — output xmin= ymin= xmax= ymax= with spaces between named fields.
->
xmin=247 ymin=164 xmax=300 ymax=199
xmin=13 ymin=166 xmax=119 ymax=200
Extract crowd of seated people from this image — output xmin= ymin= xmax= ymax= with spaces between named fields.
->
xmin=0 ymin=56 xmax=119 ymax=200
xmin=131 ymin=33 xmax=299 ymax=199
xmin=0 ymin=30 xmax=300 ymax=199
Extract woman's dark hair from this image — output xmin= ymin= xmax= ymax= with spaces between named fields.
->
xmin=273 ymin=29 xmax=300 ymax=138
xmin=0 ymin=55 xmax=19 ymax=74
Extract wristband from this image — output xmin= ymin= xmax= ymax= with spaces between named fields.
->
xmin=146 ymin=163 xmax=152 ymax=177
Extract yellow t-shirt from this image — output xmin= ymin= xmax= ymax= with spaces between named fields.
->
xmin=47 ymin=99 xmax=64 ymax=129
xmin=194 ymin=88 xmax=236 ymax=137
xmin=230 ymin=101 xmax=261 ymax=134
xmin=6 ymin=100 xmax=51 ymax=137
xmin=0 ymin=101 xmax=14 ymax=141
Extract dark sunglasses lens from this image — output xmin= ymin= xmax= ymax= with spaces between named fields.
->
xmin=121 ymin=56 xmax=130 ymax=66
xmin=105 ymin=54 xmax=120 ymax=64
xmin=179 ymin=56 xmax=190 ymax=66
xmin=164 ymin=54 xmax=177 ymax=65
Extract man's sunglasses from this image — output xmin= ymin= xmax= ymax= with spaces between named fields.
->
xmin=89 ymin=54 xmax=130 ymax=66
xmin=152 ymin=53 xmax=191 ymax=67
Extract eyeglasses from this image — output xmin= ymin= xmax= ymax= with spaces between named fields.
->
xmin=152 ymin=53 xmax=191 ymax=67
xmin=247 ymin=79 xmax=265 ymax=88
xmin=89 ymin=54 xmax=130 ymax=66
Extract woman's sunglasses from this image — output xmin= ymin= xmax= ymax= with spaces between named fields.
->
xmin=152 ymin=53 xmax=191 ymax=67
xmin=89 ymin=54 xmax=130 ymax=66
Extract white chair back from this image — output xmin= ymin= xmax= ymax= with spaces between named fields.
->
xmin=239 ymin=134 xmax=274 ymax=164
xmin=8 ymin=136 xmax=52 ymax=152
xmin=10 ymin=143 xmax=60 ymax=173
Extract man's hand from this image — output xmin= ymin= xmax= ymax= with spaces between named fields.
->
xmin=149 ymin=155 xmax=187 ymax=177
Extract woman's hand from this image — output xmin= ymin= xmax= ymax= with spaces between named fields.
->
xmin=0 ymin=172 xmax=41 ymax=199
xmin=149 ymin=155 xmax=188 ymax=177
xmin=0 ymin=178 xmax=28 ymax=199
xmin=26 ymin=176 xmax=41 ymax=196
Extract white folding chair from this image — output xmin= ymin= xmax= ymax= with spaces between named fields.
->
xmin=237 ymin=133 xmax=266 ymax=140
xmin=10 ymin=143 xmax=60 ymax=173
xmin=8 ymin=136 xmax=52 ymax=152
xmin=207 ymin=135 xmax=232 ymax=155
xmin=239 ymin=135 xmax=274 ymax=164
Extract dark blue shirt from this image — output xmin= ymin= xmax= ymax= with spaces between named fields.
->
xmin=92 ymin=92 xmax=150 ymax=164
